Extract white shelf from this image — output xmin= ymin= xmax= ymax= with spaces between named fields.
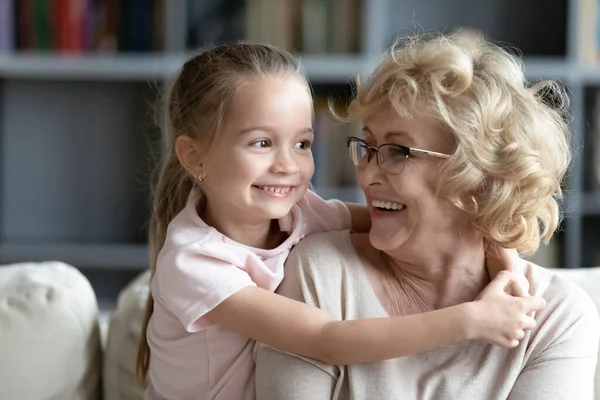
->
xmin=0 ymin=53 xmax=581 ymax=84
xmin=0 ymin=243 xmax=149 ymax=269
xmin=522 ymin=57 xmax=572 ymax=81
xmin=583 ymin=193 xmax=600 ymax=215
xmin=0 ymin=53 xmax=368 ymax=83
xmin=0 ymin=53 xmax=184 ymax=81
xmin=575 ymin=65 xmax=600 ymax=85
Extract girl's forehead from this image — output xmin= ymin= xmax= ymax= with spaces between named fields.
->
xmin=217 ymin=78 xmax=313 ymax=137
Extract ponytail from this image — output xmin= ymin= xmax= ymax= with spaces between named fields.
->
xmin=136 ymin=154 xmax=195 ymax=382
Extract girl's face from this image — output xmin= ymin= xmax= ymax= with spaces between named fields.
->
xmin=200 ymin=76 xmax=315 ymax=225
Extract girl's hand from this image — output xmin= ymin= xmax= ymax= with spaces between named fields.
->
xmin=486 ymin=245 xmax=530 ymax=297
xmin=469 ymin=270 xmax=546 ymax=348
xmin=505 ymin=266 xmax=530 ymax=297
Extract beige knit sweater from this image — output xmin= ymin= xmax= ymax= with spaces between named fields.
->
xmin=254 ymin=230 xmax=600 ymax=400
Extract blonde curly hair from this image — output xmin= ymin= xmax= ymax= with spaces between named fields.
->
xmin=347 ymin=32 xmax=572 ymax=255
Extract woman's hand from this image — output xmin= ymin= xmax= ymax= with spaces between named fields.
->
xmin=468 ymin=270 xmax=546 ymax=348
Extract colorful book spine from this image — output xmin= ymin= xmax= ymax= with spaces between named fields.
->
xmin=0 ymin=0 xmax=14 ymax=52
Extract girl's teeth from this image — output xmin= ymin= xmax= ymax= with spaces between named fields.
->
xmin=260 ymin=186 xmax=291 ymax=194
xmin=372 ymin=200 xmax=405 ymax=210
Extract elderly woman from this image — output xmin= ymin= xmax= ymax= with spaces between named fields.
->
xmin=254 ymin=33 xmax=600 ymax=399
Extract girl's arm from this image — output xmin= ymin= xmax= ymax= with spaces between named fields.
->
xmin=344 ymin=203 xmax=371 ymax=233
xmin=205 ymin=270 xmax=546 ymax=366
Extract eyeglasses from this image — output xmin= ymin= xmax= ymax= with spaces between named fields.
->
xmin=346 ymin=136 xmax=451 ymax=174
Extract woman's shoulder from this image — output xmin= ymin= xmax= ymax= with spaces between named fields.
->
xmin=288 ymin=230 xmax=356 ymax=265
xmin=281 ymin=230 xmax=360 ymax=290
xmin=524 ymin=262 xmax=599 ymax=338
xmin=525 ymin=262 xmax=596 ymax=306
xmin=280 ymin=231 xmax=381 ymax=319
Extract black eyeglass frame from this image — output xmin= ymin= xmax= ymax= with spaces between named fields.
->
xmin=346 ymin=136 xmax=451 ymax=168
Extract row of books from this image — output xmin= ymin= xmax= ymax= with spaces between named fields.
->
xmin=186 ymin=0 xmax=363 ymax=54
xmin=245 ymin=0 xmax=362 ymax=54
xmin=0 ymin=0 xmax=363 ymax=55
xmin=311 ymin=99 xmax=360 ymax=190
xmin=0 ymin=0 xmax=165 ymax=54
xmin=579 ymin=0 xmax=600 ymax=64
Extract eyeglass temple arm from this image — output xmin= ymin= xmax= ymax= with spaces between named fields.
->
xmin=409 ymin=148 xmax=451 ymax=159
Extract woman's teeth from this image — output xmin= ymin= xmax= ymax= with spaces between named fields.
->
xmin=258 ymin=186 xmax=292 ymax=194
xmin=372 ymin=200 xmax=405 ymax=211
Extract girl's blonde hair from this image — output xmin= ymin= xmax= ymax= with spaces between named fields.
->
xmin=136 ymin=43 xmax=305 ymax=382
xmin=348 ymin=32 xmax=572 ymax=255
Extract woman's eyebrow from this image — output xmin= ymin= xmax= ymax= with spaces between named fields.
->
xmin=384 ymin=131 xmax=414 ymax=144
xmin=363 ymin=126 xmax=415 ymax=144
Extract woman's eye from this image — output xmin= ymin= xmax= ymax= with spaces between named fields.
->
xmin=294 ymin=140 xmax=312 ymax=150
xmin=388 ymin=146 xmax=409 ymax=159
xmin=251 ymin=139 xmax=270 ymax=148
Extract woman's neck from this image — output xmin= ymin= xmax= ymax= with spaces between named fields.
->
xmin=378 ymin=232 xmax=490 ymax=312
xmin=200 ymin=203 xmax=285 ymax=250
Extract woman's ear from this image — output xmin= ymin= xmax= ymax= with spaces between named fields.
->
xmin=174 ymin=135 xmax=205 ymax=180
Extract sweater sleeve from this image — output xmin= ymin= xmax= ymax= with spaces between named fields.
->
xmin=254 ymin=345 xmax=339 ymax=400
xmin=508 ymin=280 xmax=600 ymax=400
xmin=254 ymin=232 xmax=344 ymax=399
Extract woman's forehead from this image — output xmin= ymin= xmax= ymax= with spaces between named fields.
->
xmin=364 ymin=107 xmax=453 ymax=151
xmin=364 ymin=107 xmax=425 ymax=140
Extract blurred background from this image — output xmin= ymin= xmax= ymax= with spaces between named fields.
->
xmin=0 ymin=0 xmax=598 ymax=310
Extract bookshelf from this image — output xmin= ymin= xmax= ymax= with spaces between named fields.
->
xmin=0 ymin=0 xmax=598 ymax=304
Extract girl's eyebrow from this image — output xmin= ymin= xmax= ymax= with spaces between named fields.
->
xmin=236 ymin=126 xmax=273 ymax=135
xmin=237 ymin=126 xmax=314 ymax=135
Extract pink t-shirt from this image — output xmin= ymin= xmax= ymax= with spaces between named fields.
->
xmin=146 ymin=189 xmax=352 ymax=400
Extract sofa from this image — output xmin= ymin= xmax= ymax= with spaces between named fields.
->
xmin=0 ymin=261 xmax=599 ymax=400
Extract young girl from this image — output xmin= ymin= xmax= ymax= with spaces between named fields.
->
xmin=136 ymin=43 xmax=545 ymax=400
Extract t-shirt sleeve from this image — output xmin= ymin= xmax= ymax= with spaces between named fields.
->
xmin=299 ymin=189 xmax=352 ymax=235
xmin=152 ymin=241 xmax=256 ymax=332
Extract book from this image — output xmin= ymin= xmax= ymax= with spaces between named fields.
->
xmin=0 ymin=0 xmax=14 ymax=53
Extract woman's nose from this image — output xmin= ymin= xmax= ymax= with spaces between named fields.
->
xmin=271 ymin=149 xmax=299 ymax=175
xmin=357 ymin=153 xmax=385 ymax=186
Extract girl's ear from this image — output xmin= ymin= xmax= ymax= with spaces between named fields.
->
xmin=174 ymin=135 xmax=205 ymax=180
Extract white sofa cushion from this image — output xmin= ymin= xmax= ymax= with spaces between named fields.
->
xmin=550 ymin=267 xmax=600 ymax=399
xmin=0 ymin=261 xmax=102 ymax=400
xmin=103 ymin=270 xmax=150 ymax=400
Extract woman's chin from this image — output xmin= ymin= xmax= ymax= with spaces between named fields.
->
xmin=368 ymin=227 xmax=410 ymax=252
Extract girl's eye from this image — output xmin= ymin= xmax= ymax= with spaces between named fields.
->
xmin=294 ymin=140 xmax=312 ymax=150
xmin=251 ymin=139 xmax=270 ymax=148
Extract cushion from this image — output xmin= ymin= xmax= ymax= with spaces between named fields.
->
xmin=550 ymin=267 xmax=600 ymax=399
xmin=0 ymin=261 xmax=102 ymax=400
xmin=103 ymin=270 xmax=150 ymax=400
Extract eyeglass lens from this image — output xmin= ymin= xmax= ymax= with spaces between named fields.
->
xmin=348 ymin=139 xmax=409 ymax=173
